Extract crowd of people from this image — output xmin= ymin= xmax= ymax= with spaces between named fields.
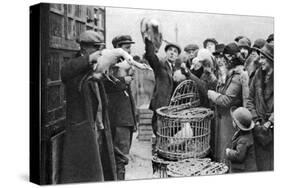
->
xmin=152 ymin=34 xmax=274 ymax=173
xmin=58 ymin=29 xmax=274 ymax=183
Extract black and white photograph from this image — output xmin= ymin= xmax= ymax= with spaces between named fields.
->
xmin=0 ymin=0 xmax=274 ymax=187
xmin=28 ymin=2 xmax=275 ymax=185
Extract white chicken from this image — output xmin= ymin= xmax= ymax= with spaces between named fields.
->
xmin=94 ymin=48 xmax=152 ymax=74
xmin=168 ymin=122 xmax=193 ymax=148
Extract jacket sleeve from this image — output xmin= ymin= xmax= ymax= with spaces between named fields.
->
xmin=240 ymin=71 xmax=250 ymax=107
xmin=61 ymin=55 xmax=91 ymax=82
xmin=208 ymin=91 xmax=233 ymax=108
xmin=144 ymin=38 xmax=161 ymax=73
xmin=246 ymin=73 xmax=260 ymax=122
xmin=226 ymin=139 xmax=248 ymax=163
xmin=189 ymin=73 xmax=208 ymax=97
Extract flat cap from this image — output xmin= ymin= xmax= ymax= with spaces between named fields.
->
xmin=76 ymin=30 xmax=104 ymax=45
xmin=184 ymin=44 xmax=199 ymax=52
xmin=164 ymin=42 xmax=181 ymax=54
xmin=112 ymin=35 xmax=135 ymax=48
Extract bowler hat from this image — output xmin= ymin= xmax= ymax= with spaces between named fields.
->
xmin=184 ymin=44 xmax=199 ymax=52
xmin=112 ymin=35 xmax=135 ymax=48
xmin=255 ymin=42 xmax=274 ymax=62
xmin=230 ymin=107 xmax=255 ymax=131
xmin=238 ymin=37 xmax=251 ymax=49
xmin=203 ymin=38 xmax=218 ymax=48
xmin=223 ymin=42 xmax=240 ymax=55
xmin=165 ymin=42 xmax=181 ymax=54
xmin=76 ymin=30 xmax=104 ymax=45
xmin=266 ymin=34 xmax=274 ymax=43
xmin=213 ymin=43 xmax=225 ymax=56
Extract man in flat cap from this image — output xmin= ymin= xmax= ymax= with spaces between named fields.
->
xmin=144 ymin=37 xmax=181 ymax=136
xmin=103 ymin=35 xmax=137 ymax=180
xmin=60 ymin=30 xmax=117 ymax=183
xmin=183 ymin=44 xmax=199 ymax=69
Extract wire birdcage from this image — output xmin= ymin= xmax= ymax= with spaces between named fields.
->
xmin=156 ymin=107 xmax=214 ymax=160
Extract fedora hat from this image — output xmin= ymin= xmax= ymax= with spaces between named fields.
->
xmin=230 ymin=107 xmax=255 ymax=131
xmin=254 ymin=42 xmax=274 ymax=62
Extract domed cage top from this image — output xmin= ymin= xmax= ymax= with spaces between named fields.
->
xmin=169 ymin=79 xmax=200 ymax=110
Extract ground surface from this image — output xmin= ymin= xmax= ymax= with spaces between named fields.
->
xmin=125 ymin=133 xmax=154 ymax=180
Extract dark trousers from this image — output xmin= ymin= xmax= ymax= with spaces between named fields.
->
xmin=112 ymin=126 xmax=133 ymax=180
xmin=152 ymin=111 xmax=158 ymax=136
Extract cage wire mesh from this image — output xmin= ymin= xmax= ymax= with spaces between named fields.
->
xmin=156 ymin=80 xmax=214 ymax=160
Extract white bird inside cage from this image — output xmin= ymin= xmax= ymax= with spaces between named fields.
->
xmin=168 ymin=122 xmax=193 ymax=146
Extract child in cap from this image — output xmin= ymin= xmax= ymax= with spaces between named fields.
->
xmin=225 ymin=107 xmax=257 ymax=173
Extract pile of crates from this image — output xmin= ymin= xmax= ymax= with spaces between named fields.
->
xmin=137 ymin=105 xmax=153 ymax=141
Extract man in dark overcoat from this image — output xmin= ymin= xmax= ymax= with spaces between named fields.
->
xmin=144 ymin=38 xmax=181 ymax=135
xmin=103 ymin=35 xmax=137 ymax=180
xmin=247 ymin=43 xmax=274 ymax=171
xmin=59 ymin=30 xmax=117 ymax=183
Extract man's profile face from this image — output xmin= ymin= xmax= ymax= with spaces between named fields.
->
xmin=166 ymin=46 xmax=179 ymax=63
xmin=119 ymin=43 xmax=132 ymax=54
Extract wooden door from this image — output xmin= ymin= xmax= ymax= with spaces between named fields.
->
xmin=40 ymin=3 xmax=106 ymax=184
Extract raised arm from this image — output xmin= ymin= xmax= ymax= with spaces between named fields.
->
xmin=144 ymin=38 xmax=161 ymax=72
